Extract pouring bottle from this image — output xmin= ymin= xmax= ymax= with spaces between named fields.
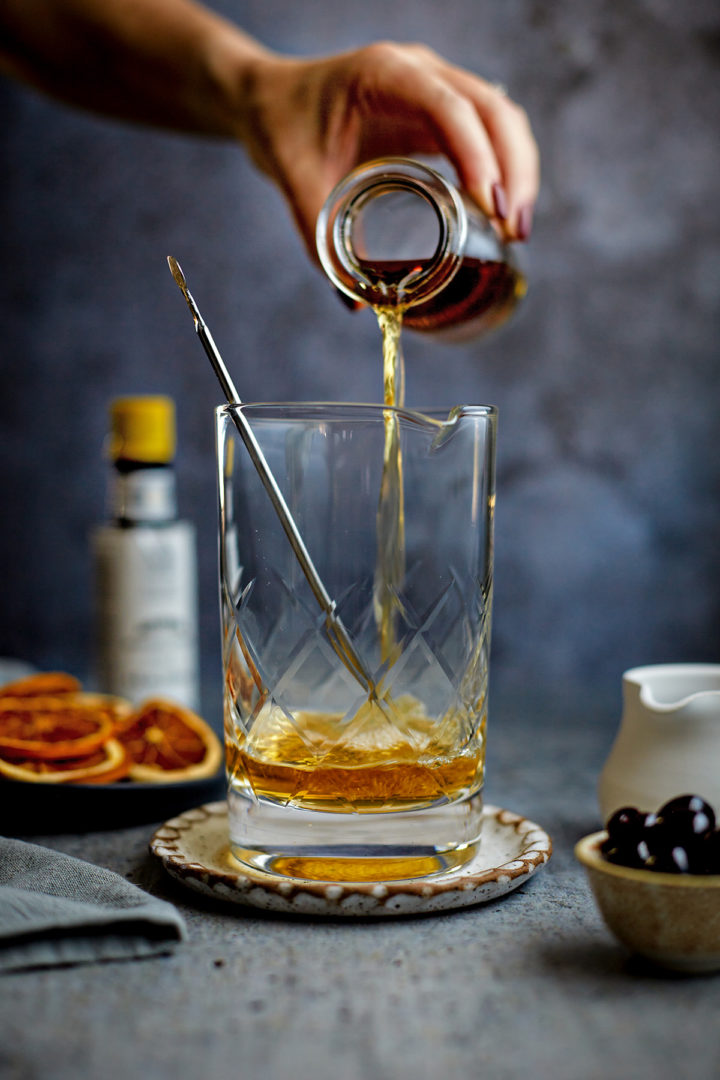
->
xmin=316 ymin=157 xmax=525 ymax=342
xmin=91 ymin=396 xmax=200 ymax=709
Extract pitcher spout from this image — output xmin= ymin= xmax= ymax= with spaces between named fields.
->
xmin=624 ymin=663 xmax=720 ymax=714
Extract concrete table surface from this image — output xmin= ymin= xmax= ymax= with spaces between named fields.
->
xmin=2 ymin=687 xmax=719 ymax=1080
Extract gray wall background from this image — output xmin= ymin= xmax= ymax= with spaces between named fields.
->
xmin=1 ymin=0 xmax=718 ymax=722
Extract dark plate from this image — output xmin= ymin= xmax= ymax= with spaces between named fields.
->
xmin=0 ymin=770 xmax=226 ymax=835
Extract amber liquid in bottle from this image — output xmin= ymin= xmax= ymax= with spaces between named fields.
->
xmin=358 ymin=256 xmax=525 ymax=338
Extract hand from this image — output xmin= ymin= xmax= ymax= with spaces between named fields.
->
xmin=236 ymin=41 xmax=540 ymax=260
xmin=0 ymin=2 xmax=539 ymax=262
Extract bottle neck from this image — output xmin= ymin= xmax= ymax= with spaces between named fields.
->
xmin=109 ymin=462 xmax=177 ymax=524
xmin=317 ymin=158 xmax=467 ymax=310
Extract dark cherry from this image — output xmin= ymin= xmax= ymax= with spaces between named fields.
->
xmin=604 ymin=808 xmax=660 ymax=866
xmin=601 ymin=795 xmax=719 ymax=875
xmin=641 ymin=817 xmax=690 ymax=872
xmin=606 ymin=806 xmax=647 ymax=843
xmin=656 ymin=796 xmax=714 ymax=862
xmin=601 ymin=836 xmax=648 ymax=869
xmin=658 ymin=795 xmax=716 ymax=831
xmin=702 ymin=830 xmax=720 ymax=874
xmin=646 ymin=844 xmax=691 ymax=874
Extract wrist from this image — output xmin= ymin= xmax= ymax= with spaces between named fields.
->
xmin=203 ymin=26 xmax=279 ymax=145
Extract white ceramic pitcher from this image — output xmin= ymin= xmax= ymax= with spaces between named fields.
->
xmin=598 ymin=664 xmax=720 ymax=821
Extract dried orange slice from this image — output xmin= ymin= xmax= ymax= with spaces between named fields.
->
xmin=116 ymin=699 xmax=222 ymax=783
xmin=0 ymin=671 xmax=82 ymax=698
xmin=0 ymin=694 xmax=131 ymax=760
xmin=0 ymin=738 xmax=131 ymax=784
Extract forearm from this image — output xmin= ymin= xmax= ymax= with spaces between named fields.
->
xmin=0 ymin=0 xmax=272 ymax=138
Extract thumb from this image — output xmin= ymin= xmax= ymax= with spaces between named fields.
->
xmin=282 ymin=165 xmax=328 ymax=265
xmin=284 ymin=170 xmax=363 ymax=311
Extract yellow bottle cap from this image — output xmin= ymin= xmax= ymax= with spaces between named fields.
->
xmin=108 ymin=396 xmax=176 ymax=464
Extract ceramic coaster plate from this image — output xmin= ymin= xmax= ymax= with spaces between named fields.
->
xmin=150 ymin=801 xmax=552 ymax=917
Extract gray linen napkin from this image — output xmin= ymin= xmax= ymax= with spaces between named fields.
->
xmin=0 ymin=836 xmax=187 ymax=973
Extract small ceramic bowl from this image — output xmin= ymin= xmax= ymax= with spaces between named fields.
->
xmin=575 ymin=831 xmax=720 ymax=973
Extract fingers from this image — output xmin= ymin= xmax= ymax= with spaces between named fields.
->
xmin=403 ymin=71 xmax=506 ymax=225
xmin=438 ymin=62 xmax=540 ymax=240
xmin=351 ymin=43 xmax=504 ymax=223
xmin=356 ymin=43 xmax=540 ymax=241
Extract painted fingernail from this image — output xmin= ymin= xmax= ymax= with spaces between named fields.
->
xmin=492 ymin=182 xmax=508 ymax=221
xmin=516 ymin=204 xmax=534 ymax=241
xmin=334 ymin=287 xmax=361 ymax=312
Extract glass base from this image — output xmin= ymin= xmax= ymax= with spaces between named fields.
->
xmin=227 ymin=787 xmax=484 ymax=882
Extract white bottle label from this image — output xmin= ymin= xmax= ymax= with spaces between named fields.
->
xmin=92 ymin=521 xmax=200 ymax=710
xmin=112 ymin=469 xmax=177 ymax=523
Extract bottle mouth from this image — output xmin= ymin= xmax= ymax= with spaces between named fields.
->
xmin=317 ymin=158 xmax=467 ymax=309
